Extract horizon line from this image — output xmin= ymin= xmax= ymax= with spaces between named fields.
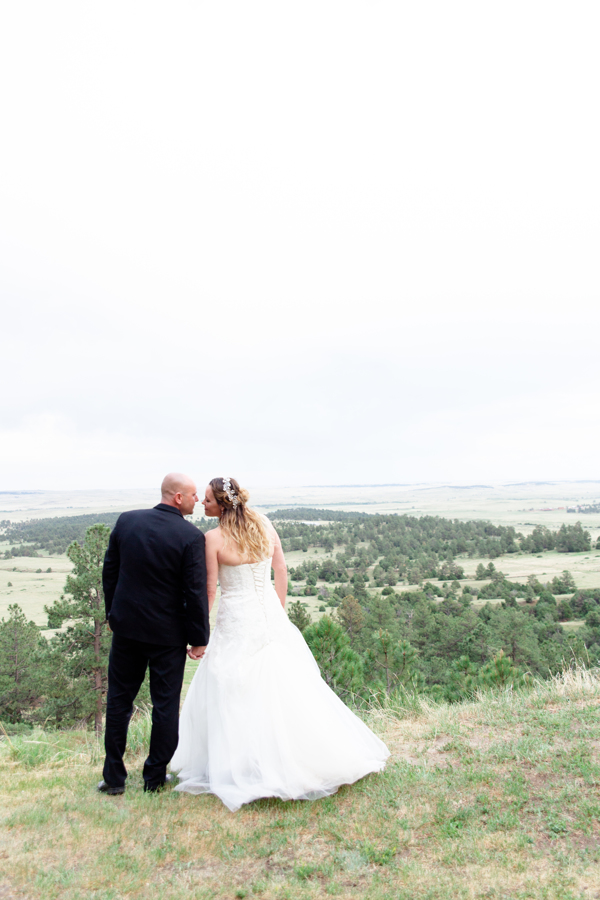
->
xmin=1 ymin=478 xmax=600 ymax=494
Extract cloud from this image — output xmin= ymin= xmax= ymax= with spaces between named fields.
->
xmin=1 ymin=1 xmax=599 ymax=488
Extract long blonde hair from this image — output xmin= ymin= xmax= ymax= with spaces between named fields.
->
xmin=209 ymin=477 xmax=271 ymax=562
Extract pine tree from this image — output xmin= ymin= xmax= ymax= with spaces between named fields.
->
xmin=445 ymin=654 xmax=478 ymax=700
xmin=365 ymin=631 xmax=419 ymax=695
xmin=287 ymin=600 xmax=311 ymax=633
xmin=550 ymin=570 xmax=577 ymax=594
xmin=461 ymin=619 xmax=492 ymax=665
xmin=555 ymin=523 xmax=591 ymax=553
xmin=336 ymin=594 xmax=365 ymax=642
xmin=477 ymin=649 xmax=527 ymax=688
xmin=489 ymin=606 xmax=541 ymax=672
xmin=304 ymin=615 xmax=364 ymax=699
xmin=558 ymin=598 xmax=574 ymax=621
xmin=407 ymin=599 xmax=439 ymax=656
xmin=44 ymin=524 xmax=111 ymax=735
xmin=362 ymin=594 xmax=399 ymax=642
xmin=0 ymin=604 xmax=44 ymax=723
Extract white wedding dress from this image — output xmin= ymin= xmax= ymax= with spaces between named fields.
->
xmin=170 ymin=557 xmax=389 ymax=812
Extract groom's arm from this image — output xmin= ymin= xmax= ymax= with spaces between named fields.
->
xmin=182 ymin=531 xmax=210 ymax=647
xmin=102 ymin=521 xmax=121 ymax=620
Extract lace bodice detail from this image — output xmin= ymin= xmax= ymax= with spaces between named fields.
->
xmin=218 ymin=557 xmax=272 ymax=598
xmin=214 ymin=556 xmax=287 ymax=649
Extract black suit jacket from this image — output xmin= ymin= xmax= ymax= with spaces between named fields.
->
xmin=102 ymin=504 xmax=210 ymax=647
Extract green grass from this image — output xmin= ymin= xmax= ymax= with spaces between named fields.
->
xmin=1 ymin=667 xmax=600 ymax=899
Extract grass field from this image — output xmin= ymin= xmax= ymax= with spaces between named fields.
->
xmin=460 ymin=552 xmax=600 ymax=592
xmin=1 ymin=667 xmax=600 ymax=899
xmin=0 ymin=555 xmax=73 ymax=628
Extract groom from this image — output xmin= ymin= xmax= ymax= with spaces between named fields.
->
xmin=98 ymin=473 xmax=209 ymax=794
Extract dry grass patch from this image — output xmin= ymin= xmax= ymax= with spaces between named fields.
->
xmin=2 ymin=669 xmax=600 ymax=899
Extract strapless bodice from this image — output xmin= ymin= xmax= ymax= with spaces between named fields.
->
xmin=214 ymin=556 xmax=287 ymax=650
xmin=217 ymin=557 xmax=272 ymax=597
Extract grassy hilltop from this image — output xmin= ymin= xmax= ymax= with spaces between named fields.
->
xmin=1 ymin=667 xmax=600 ymax=900
xmin=1 ymin=507 xmax=600 ymax=898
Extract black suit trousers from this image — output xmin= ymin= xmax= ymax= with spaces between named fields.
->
xmin=103 ymin=634 xmax=187 ymax=790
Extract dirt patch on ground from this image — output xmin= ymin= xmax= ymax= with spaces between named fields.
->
xmin=0 ymin=883 xmax=30 ymax=900
xmin=384 ymin=721 xmax=528 ymax=767
xmin=385 ymin=732 xmax=456 ymax=767
xmin=534 ymin=697 xmax=600 ymax=711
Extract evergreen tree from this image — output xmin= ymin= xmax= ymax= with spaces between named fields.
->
xmin=44 ymin=524 xmax=111 ymax=735
xmin=555 ymin=522 xmax=591 ymax=553
xmin=520 ymin=525 xmax=555 ymax=553
xmin=534 ymin=591 xmax=560 ymax=622
xmin=489 ymin=607 xmax=541 ymax=672
xmin=462 ymin=619 xmax=493 ymax=665
xmin=304 ymin=615 xmax=363 ymax=698
xmin=582 ymin=608 xmax=600 ymax=649
xmin=435 ymin=601 xmax=479 ymax=659
xmin=477 ymin=649 xmax=527 ymax=688
xmin=445 ymin=654 xmax=478 ymax=700
xmin=558 ymin=598 xmax=574 ymax=621
xmin=365 ymin=632 xmax=419 ymax=694
xmin=407 ymin=600 xmax=438 ymax=655
xmin=0 ymin=604 xmax=44 ymax=723
xmin=527 ymin=574 xmax=544 ymax=595
xmin=287 ymin=600 xmax=311 ymax=633
xmin=362 ymin=594 xmax=400 ymax=639
xmin=550 ymin=570 xmax=577 ymax=594
xmin=336 ymin=594 xmax=365 ymax=642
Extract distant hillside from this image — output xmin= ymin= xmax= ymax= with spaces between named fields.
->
xmin=267 ymin=507 xmax=370 ymax=521
xmin=0 ymin=512 xmax=121 ymax=555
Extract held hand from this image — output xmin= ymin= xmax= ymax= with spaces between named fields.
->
xmin=187 ymin=645 xmax=206 ymax=660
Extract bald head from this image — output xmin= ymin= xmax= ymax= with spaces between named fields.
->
xmin=161 ymin=473 xmax=198 ymax=516
xmin=161 ymin=472 xmax=195 ymax=498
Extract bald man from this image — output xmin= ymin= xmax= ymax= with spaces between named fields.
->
xmin=99 ymin=473 xmax=209 ymax=794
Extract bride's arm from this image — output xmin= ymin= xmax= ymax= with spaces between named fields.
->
xmin=267 ymin=523 xmax=288 ymax=607
xmin=204 ymin=529 xmax=220 ymax=612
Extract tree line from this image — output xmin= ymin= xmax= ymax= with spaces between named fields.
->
xmin=289 ymin=582 xmax=600 ymax=703
xmin=1 ymin=512 xmax=599 ymax=730
xmin=2 ymin=509 xmax=597 ymax=563
xmin=278 ymin=516 xmax=595 ymax=592
xmin=0 ymin=513 xmax=121 ymax=557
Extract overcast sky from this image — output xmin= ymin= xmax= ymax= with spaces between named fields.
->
xmin=1 ymin=1 xmax=599 ymax=491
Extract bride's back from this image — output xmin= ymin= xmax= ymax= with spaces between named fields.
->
xmin=214 ymin=530 xmax=273 ymax=568
xmin=203 ymin=477 xmax=288 ymax=611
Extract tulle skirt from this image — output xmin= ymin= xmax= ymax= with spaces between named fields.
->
xmin=170 ymin=620 xmax=389 ymax=812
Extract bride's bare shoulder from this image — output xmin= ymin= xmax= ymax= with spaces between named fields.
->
xmin=205 ymin=526 xmax=223 ymax=546
xmin=261 ymin=515 xmax=281 ymax=547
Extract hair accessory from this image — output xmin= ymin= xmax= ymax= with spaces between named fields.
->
xmin=222 ymin=477 xmax=239 ymax=509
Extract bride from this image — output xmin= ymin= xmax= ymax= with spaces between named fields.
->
xmin=170 ymin=477 xmax=389 ymax=812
